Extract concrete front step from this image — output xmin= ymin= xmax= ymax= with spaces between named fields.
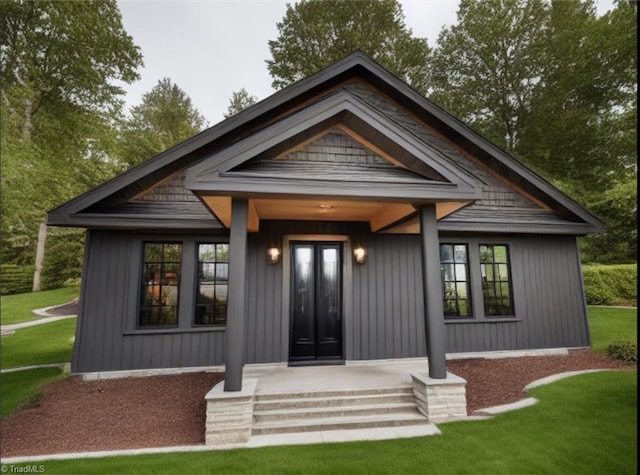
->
xmin=254 ymin=402 xmax=419 ymax=422
xmin=254 ymin=392 xmax=415 ymax=411
xmin=251 ymin=384 xmax=428 ymax=436
xmin=253 ymin=385 xmax=413 ymax=401
xmin=252 ymin=412 xmax=430 ymax=435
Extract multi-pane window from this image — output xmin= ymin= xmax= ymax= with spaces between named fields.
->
xmin=139 ymin=242 xmax=182 ymax=327
xmin=440 ymin=244 xmax=472 ymax=318
xmin=480 ymin=244 xmax=514 ymax=316
xmin=195 ymin=243 xmax=229 ymax=325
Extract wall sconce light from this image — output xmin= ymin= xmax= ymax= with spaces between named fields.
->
xmin=353 ymin=245 xmax=366 ymax=265
xmin=267 ymin=246 xmax=281 ymax=264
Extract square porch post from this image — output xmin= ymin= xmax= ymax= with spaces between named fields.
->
xmin=224 ymin=198 xmax=248 ymax=391
xmin=419 ymin=205 xmax=447 ymax=379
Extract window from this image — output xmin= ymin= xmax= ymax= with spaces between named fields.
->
xmin=139 ymin=242 xmax=182 ymax=327
xmin=440 ymin=244 xmax=472 ymax=318
xmin=480 ymin=244 xmax=514 ymax=316
xmin=195 ymin=243 xmax=229 ymax=325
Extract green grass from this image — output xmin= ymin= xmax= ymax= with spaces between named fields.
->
xmin=0 ymin=318 xmax=76 ymax=369
xmin=18 ymin=370 xmax=635 ymax=474
xmin=0 ymin=287 xmax=79 ymax=325
xmin=0 ymin=367 xmax=66 ymax=418
xmin=588 ymin=306 xmax=637 ymax=352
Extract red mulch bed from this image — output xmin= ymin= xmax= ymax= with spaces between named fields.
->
xmin=0 ymin=351 xmax=635 ymax=458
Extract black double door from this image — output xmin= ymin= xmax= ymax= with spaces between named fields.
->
xmin=289 ymin=242 xmax=343 ymax=362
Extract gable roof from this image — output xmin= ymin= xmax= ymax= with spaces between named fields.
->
xmin=48 ymin=51 xmax=603 ymax=234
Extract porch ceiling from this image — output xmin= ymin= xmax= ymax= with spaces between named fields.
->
xmin=200 ymin=195 xmax=470 ymax=233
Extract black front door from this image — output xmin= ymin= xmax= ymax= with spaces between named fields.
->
xmin=290 ymin=242 xmax=343 ymax=362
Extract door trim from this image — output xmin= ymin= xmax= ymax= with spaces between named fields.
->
xmin=281 ymin=235 xmax=353 ymax=363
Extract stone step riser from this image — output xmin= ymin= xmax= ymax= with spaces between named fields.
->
xmin=252 ymin=416 xmax=428 ymax=436
xmin=254 ymin=393 xmax=415 ymax=411
xmin=254 ymin=386 xmax=413 ymax=401
xmin=254 ymin=404 xmax=419 ymax=423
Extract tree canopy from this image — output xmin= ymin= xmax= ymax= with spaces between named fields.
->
xmin=1 ymin=0 xmax=143 ymax=264
xmin=118 ymin=78 xmax=207 ymax=167
xmin=266 ymin=0 xmax=431 ymax=93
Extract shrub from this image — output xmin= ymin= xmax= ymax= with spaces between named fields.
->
xmin=582 ymin=264 xmax=637 ymax=306
xmin=607 ymin=340 xmax=637 ymax=363
xmin=0 ymin=265 xmax=35 ymax=295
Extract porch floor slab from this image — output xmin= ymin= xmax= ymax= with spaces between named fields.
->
xmin=248 ymin=359 xmax=430 ymax=394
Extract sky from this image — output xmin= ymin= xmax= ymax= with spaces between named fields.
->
xmin=116 ymin=0 xmax=616 ymax=125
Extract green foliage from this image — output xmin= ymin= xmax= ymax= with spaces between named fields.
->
xmin=579 ymin=179 xmax=638 ymax=264
xmin=0 ymin=318 xmax=76 ymax=369
xmin=430 ymin=0 xmax=549 ymax=152
xmin=41 ymin=231 xmax=85 ymax=291
xmin=0 ymin=367 xmax=66 ymax=418
xmin=118 ymin=78 xmax=207 ymax=167
xmin=607 ymin=340 xmax=637 ymax=363
xmin=0 ymin=287 xmax=80 ymax=325
xmin=267 ymin=0 xmax=431 ymax=93
xmin=224 ymin=88 xmax=258 ymax=118
xmin=0 ymin=0 xmax=143 ymax=266
xmin=38 ymin=372 xmax=638 ymax=474
xmin=0 ymin=265 xmax=34 ymax=295
xmin=583 ymin=264 xmax=637 ymax=305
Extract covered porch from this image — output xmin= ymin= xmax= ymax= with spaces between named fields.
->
xmin=204 ymin=359 xmax=467 ymax=446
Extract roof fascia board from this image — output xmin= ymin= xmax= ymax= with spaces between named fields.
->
xmin=47 ymin=213 xmax=222 ymax=229
xmin=192 ymin=180 xmax=477 ymax=202
xmin=437 ymin=221 xmax=599 ymax=235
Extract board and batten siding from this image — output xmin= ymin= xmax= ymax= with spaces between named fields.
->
xmin=72 ymin=230 xmax=227 ymax=373
xmin=72 ymin=226 xmax=589 ymax=373
xmin=443 ymin=234 xmax=590 ymax=352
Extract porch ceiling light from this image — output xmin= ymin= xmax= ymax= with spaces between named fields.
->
xmin=353 ymin=245 xmax=366 ymax=265
xmin=267 ymin=246 xmax=281 ymax=264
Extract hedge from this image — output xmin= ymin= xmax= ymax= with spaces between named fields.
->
xmin=582 ymin=264 xmax=637 ymax=306
xmin=1 ymin=265 xmax=35 ymax=295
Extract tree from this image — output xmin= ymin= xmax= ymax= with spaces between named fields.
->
xmin=429 ymin=0 xmax=549 ymax=152
xmin=266 ymin=0 xmax=431 ymax=93
xmin=0 ymin=0 xmax=143 ymax=266
xmin=224 ymin=88 xmax=258 ymax=118
xmin=118 ymin=78 xmax=207 ymax=167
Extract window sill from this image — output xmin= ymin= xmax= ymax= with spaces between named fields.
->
xmin=444 ymin=318 xmax=521 ymax=324
xmin=124 ymin=326 xmax=226 ymax=335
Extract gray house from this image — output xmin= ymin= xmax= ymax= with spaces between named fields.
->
xmin=49 ymin=53 xmax=602 ymax=390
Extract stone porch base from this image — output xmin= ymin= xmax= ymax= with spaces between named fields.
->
xmin=410 ymin=372 xmax=467 ymax=422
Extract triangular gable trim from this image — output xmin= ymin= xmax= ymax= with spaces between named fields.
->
xmin=185 ymin=88 xmax=482 ymax=202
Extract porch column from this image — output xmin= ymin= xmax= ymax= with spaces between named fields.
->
xmin=419 ymin=205 xmax=447 ymax=379
xmin=224 ymin=198 xmax=249 ymax=391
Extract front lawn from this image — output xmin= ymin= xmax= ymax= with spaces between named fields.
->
xmin=27 ymin=370 xmax=637 ymax=474
xmin=0 ymin=287 xmax=79 ymax=325
xmin=0 ymin=318 xmax=76 ymax=369
xmin=588 ymin=306 xmax=637 ymax=352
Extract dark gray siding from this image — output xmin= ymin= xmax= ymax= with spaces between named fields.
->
xmin=72 ymin=226 xmax=589 ymax=373
xmin=72 ymin=230 xmax=226 ymax=373
xmin=444 ymin=234 xmax=590 ymax=352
